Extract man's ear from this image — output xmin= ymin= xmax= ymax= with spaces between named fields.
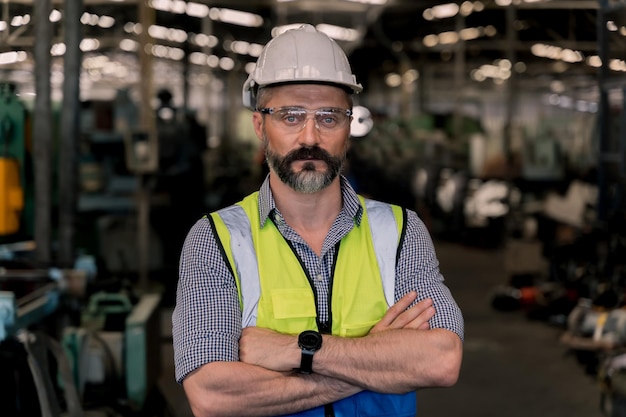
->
xmin=252 ymin=111 xmax=264 ymax=140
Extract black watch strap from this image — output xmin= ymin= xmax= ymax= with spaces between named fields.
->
xmin=299 ymin=349 xmax=315 ymax=374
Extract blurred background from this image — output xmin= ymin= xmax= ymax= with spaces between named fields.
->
xmin=1 ymin=1 xmax=625 ymax=416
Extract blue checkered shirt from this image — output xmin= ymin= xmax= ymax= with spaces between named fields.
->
xmin=173 ymin=176 xmax=464 ymax=383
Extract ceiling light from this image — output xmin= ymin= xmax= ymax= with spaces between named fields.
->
xmin=51 ymin=43 xmax=66 ymax=56
xmin=49 ymin=10 xmax=62 ymax=23
xmin=148 ymin=25 xmax=188 ymax=43
xmin=497 ymin=59 xmax=511 ymax=70
xmin=189 ymin=52 xmax=206 ymax=66
xmin=219 ymin=57 xmax=235 ymax=71
xmin=170 ymin=0 xmax=187 ymax=14
xmin=245 ymin=62 xmax=256 ymax=74
xmin=424 ymin=3 xmax=459 ymax=20
xmin=471 ymin=69 xmax=486 ymax=82
xmin=513 ymin=62 xmax=526 ymax=73
xmin=484 ymin=25 xmax=497 ymax=36
xmin=186 ymin=2 xmax=209 ymax=18
xmin=460 ymin=28 xmax=480 ymax=41
xmin=423 ymin=34 xmax=438 ymax=47
xmin=248 ymin=44 xmax=264 ymax=57
xmin=191 ymin=33 xmax=219 ymax=48
xmin=402 ymin=69 xmax=419 ymax=84
xmin=81 ymin=13 xmax=98 ymax=26
xmin=345 ymin=0 xmax=387 ymax=5
xmin=460 ymin=1 xmax=474 ymax=16
xmin=120 ymin=39 xmax=138 ymax=52
xmin=0 ymin=51 xmax=27 ymax=66
xmin=209 ymin=8 xmax=263 ymax=28
xmin=83 ymin=55 xmax=109 ymax=70
xmin=11 ymin=15 xmax=30 ymax=27
xmin=586 ymin=56 xmax=602 ymax=67
xmin=80 ymin=39 xmax=100 ymax=52
xmin=207 ymin=55 xmax=219 ymax=68
xmin=609 ymin=59 xmax=626 ymax=72
xmin=124 ymin=22 xmax=142 ymax=34
xmin=385 ymin=73 xmax=402 ymax=87
xmin=98 ymin=16 xmax=116 ymax=29
xmin=438 ymin=31 xmax=459 ymax=45
xmin=473 ymin=1 xmax=485 ymax=12
xmin=316 ymin=24 xmax=360 ymax=42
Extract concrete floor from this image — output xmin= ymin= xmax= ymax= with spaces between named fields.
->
xmin=417 ymin=240 xmax=603 ymax=417
xmin=157 ymin=239 xmax=605 ymax=417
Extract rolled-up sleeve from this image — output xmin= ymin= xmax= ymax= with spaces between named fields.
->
xmin=395 ymin=211 xmax=465 ymax=341
xmin=172 ymin=217 xmax=242 ymax=383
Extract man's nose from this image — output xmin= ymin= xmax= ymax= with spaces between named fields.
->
xmin=298 ymin=116 xmax=321 ymax=145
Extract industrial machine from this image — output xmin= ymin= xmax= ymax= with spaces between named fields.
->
xmin=0 ymin=83 xmax=27 ymax=238
xmin=62 ymin=291 xmax=162 ymax=415
xmin=0 ymin=246 xmax=164 ymax=417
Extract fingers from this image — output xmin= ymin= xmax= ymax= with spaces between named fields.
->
xmin=376 ymin=291 xmax=418 ymax=328
xmin=403 ymin=300 xmax=435 ymax=330
xmin=371 ymin=292 xmax=435 ymax=333
xmin=390 ymin=297 xmax=434 ymax=330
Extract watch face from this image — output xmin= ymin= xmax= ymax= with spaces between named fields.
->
xmin=299 ymin=330 xmax=322 ymax=350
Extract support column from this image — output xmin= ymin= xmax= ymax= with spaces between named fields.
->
xmin=33 ymin=0 xmax=53 ymax=264
xmin=137 ymin=1 xmax=155 ymax=291
xmin=58 ymin=0 xmax=83 ymax=267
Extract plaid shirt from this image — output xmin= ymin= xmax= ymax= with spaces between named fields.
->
xmin=173 ymin=176 xmax=464 ymax=383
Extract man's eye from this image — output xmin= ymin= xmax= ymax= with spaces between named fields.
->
xmin=318 ymin=113 xmax=338 ymax=125
xmin=282 ymin=112 xmax=304 ymax=124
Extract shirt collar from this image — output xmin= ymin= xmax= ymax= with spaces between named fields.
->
xmin=257 ymin=175 xmax=363 ymax=227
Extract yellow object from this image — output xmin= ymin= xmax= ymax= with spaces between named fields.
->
xmin=0 ymin=157 xmax=24 ymax=235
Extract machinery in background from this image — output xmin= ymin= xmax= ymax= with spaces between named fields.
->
xmin=63 ymin=291 xmax=162 ymax=415
xmin=0 ymin=255 xmax=88 ymax=417
xmin=0 ymin=83 xmax=27 ymax=239
xmin=0 ymin=241 xmax=165 ymax=417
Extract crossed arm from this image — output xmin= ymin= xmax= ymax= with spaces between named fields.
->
xmin=182 ymin=292 xmax=463 ymax=417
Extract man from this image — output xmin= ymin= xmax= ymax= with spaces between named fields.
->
xmin=172 ymin=24 xmax=464 ymax=417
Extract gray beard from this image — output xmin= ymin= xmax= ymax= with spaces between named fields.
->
xmin=263 ymin=134 xmax=345 ymax=194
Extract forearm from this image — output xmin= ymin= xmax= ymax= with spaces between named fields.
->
xmin=182 ymin=361 xmax=362 ymax=417
xmin=316 ymin=328 xmax=462 ymax=393
xmin=238 ymin=294 xmax=462 ymax=396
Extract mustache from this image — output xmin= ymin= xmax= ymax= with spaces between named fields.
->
xmin=283 ymin=146 xmax=333 ymax=164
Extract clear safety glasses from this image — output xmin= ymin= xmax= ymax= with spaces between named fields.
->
xmin=258 ymin=106 xmax=352 ymax=133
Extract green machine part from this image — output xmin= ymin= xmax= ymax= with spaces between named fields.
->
xmin=63 ymin=292 xmax=162 ymax=411
xmin=125 ymin=292 xmax=162 ymax=410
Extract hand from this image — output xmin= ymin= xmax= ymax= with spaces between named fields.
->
xmin=370 ymin=291 xmax=435 ymax=334
xmin=239 ymin=326 xmax=299 ymax=372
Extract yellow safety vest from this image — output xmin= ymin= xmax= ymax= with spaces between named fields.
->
xmin=210 ymin=192 xmax=404 ymax=336
xmin=209 ymin=192 xmax=417 ymax=417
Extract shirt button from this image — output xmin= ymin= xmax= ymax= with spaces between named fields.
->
xmin=316 ymin=274 xmax=323 ymax=282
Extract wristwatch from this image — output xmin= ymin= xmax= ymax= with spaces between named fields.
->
xmin=297 ymin=330 xmax=323 ymax=374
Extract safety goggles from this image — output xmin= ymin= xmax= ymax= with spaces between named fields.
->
xmin=258 ymin=106 xmax=352 ymax=133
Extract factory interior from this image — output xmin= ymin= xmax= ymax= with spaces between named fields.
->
xmin=1 ymin=0 xmax=626 ymax=416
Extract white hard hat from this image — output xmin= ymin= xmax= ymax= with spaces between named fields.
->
xmin=242 ymin=24 xmax=363 ymax=110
